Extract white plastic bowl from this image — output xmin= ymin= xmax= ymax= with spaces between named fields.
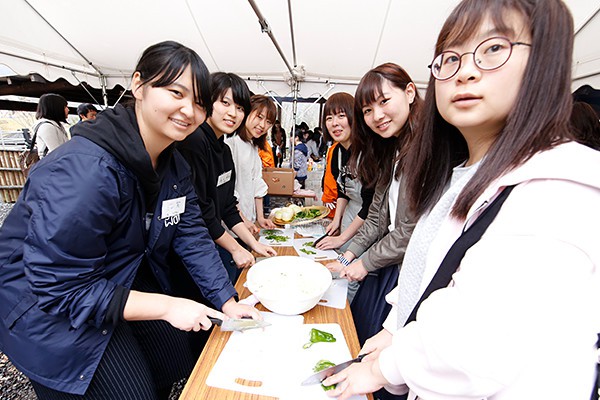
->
xmin=246 ymin=256 xmax=333 ymax=315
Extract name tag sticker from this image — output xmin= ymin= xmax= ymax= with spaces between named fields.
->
xmin=161 ymin=196 xmax=186 ymax=219
xmin=217 ymin=170 xmax=232 ymax=187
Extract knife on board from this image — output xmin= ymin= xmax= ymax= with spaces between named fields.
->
xmin=312 ymin=233 xmax=329 ymax=247
xmin=208 ymin=317 xmax=271 ymax=332
xmin=301 ymin=353 xmax=371 ymax=385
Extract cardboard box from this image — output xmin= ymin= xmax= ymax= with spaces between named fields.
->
xmin=262 ymin=167 xmax=294 ymax=195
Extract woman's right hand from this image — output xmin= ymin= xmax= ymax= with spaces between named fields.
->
xmin=316 ymin=235 xmax=345 ymax=250
xmin=244 ymin=220 xmax=260 ymax=235
xmin=361 ymin=329 xmax=393 ymax=361
xmin=231 ymin=246 xmax=255 ymax=268
xmin=163 ymin=297 xmax=225 ymax=332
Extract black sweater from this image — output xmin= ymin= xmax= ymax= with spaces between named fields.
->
xmin=330 ymin=145 xmax=374 ymax=220
xmin=178 ymin=122 xmax=243 ymax=239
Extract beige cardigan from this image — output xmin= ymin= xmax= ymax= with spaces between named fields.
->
xmin=346 ymin=172 xmax=415 ymax=272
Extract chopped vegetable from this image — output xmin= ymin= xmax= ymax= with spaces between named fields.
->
xmin=302 ymin=241 xmax=315 ymax=247
xmin=303 ymin=328 xmax=336 ymax=349
xmin=299 ymin=248 xmax=316 ymax=255
xmin=265 ymin=234 xmax=289 ymax=243
xmin=262 ymin=229 xmax=283 ymax=235
xmin=313 ymin=359 xmax=337 ymax=391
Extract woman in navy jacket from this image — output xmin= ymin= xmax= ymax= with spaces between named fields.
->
xmin=0 ymin=41 xmax=259 ymax=399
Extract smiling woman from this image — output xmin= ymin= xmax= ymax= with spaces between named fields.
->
xmin=0 ymin=41 xmax=263 ymax=400
xmin=225 ymin=94 xmax=277 ymax=230
xmin=177 ymin=74 xmax=277 ymax=287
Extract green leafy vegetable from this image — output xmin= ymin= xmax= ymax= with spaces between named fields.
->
xmin=303 ymin=241 xmax=315 ymax=247
xmin=303 ymin=328 xmax=336 ymax=349
xmin=265 ymin=234 xmax=289 ymax=243
xmin=313 ymin=359 xmax=337 ymax=391
xmin=295 ymin=208 xmax=322 ymax=220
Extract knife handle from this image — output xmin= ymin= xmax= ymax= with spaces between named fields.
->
xmin=208 ymin=317 xmax=223 ymax=326
xmin=356 ymin=351 xmax=373 ymax=363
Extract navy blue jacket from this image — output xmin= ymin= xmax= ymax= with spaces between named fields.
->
xmin=0 ymin=134 xmax=236 ymax=394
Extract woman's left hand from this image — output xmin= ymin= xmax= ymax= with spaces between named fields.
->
xmin=221 ymin=298 xmax=262 ymax=320
xmin=251 ymin=242 xmax=277 ymax=257
xmin=258 ymin=217 xmax=277 ymax=229
xmin=322 ymin=359 xmax=387 ymax=400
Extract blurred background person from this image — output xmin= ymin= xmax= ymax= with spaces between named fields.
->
xmin=31 ymin=93 xmax=70 ymax=157
xmin=570 ymin=101 xmax=600 ymax=151
xmin=77 ymin=103 xmax=98 ymax=122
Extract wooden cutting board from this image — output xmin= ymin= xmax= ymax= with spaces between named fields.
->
xmin=207 ymin=320 xmax=366 ymax=400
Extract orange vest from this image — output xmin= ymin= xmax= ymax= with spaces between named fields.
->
xmin=321 ymin=143 xmax=338 ymax=218
xmin=258 ymin=146 xmax=275 ymax=168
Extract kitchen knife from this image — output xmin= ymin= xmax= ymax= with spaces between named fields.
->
xmin=312 ymin=233 xmax=329 ymax=247
xmin=301 ymin=353 xmax=370 ymax=385
xmin=208 ymin=317 xmax=271 ymax=332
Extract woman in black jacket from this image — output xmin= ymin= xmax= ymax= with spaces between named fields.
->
xmin=0 ymin=41 xmax=260 ymax=400
xmin=178 ymin=73 xmax=276 ymax=284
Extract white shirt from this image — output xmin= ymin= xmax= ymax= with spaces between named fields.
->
xmin=224 ymin=134 xmax=268 ymax=222
xmin=379 ymin=142 xmax=600 ymax=400
xmin=33 ymin=119 xmax=69 ymax=157
xmin=387 ymin=161 xmax=401 ymax=232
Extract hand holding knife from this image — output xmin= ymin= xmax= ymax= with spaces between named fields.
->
xmin=301 ymin=352 xmax=372 ymax=385
xmin=312 ymin=233 xmax=329 ymax=247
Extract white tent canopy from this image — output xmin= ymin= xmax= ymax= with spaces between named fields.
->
xmin=1 ymin=0 xmax=599 ymax=104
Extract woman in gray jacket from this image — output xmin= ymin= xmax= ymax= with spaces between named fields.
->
xmin=325 ymin=63 xmax=422 ymax=350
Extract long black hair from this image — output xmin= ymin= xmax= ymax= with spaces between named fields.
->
xmin=209 ymin=72 xmax=251 ymax=117
xmin=404 ymin=0 xmax=574 ymax=219
xmin=36 ymin=93 xmax=68 ymax=123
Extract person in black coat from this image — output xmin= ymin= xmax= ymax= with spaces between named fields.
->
xmin=178 ymin=73 xmax=276 ymax=284
xmin=0 ymin=41 xmax=261 ymax=400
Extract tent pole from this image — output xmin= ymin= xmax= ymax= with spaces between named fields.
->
xmin=247 ymin=0 xmax=295 ymax=76
xmin=101 ymin=75 xmax=108 ymax=108
xmin=287 ymin=0 xmax=297 ymax=67
xmin=23 ymin=0 xmax=105 ymax=79
xmin=0 ymin=51 xmax=100 ymax=78
xmin=574 ymin=5 xmax=600 ymax=35
xmin=573 ymin=69 xmax=600 ymax=82
xmin=297 ymin=83 xmax=335 ymax=121
xmin=258 ymin=81 xmax=283 ymax=109
xmin=290 ymin=79 xmax=299 ymax=169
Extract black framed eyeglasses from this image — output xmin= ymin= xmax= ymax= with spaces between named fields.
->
xmin=428 ymin=36 xmax=531 ymax=81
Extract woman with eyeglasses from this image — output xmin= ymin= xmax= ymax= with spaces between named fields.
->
xmin=323 ymin=0 xmax=600 ymax=399
xmin=225 ymin=94 xmax=278 ymax=231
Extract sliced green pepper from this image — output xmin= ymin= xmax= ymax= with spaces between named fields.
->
xmin=302 ymin=328 xmax=336 ymax=349
xmin=313 ymin=359 xmax=336 ymax=391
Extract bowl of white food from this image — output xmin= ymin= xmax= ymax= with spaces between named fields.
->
xmin=246 ymin=256 xmax=333 ymax=315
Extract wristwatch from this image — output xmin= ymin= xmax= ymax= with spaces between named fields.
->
xmin=337 ymin=254 xmax=352 ymax=267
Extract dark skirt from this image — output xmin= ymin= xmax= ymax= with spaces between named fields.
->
xmin=350 ymin=264 xmax=405 ymax=400
xmin=350 ymin=264 xmax=399 ymax=346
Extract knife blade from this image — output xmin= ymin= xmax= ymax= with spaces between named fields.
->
xmin=208 ymin=317 xmax=271 ymax=332
xmin=301 ymin=353 xmax=369 ymax=385
xmin=312 ymin=233 xmax=329 ymax=247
